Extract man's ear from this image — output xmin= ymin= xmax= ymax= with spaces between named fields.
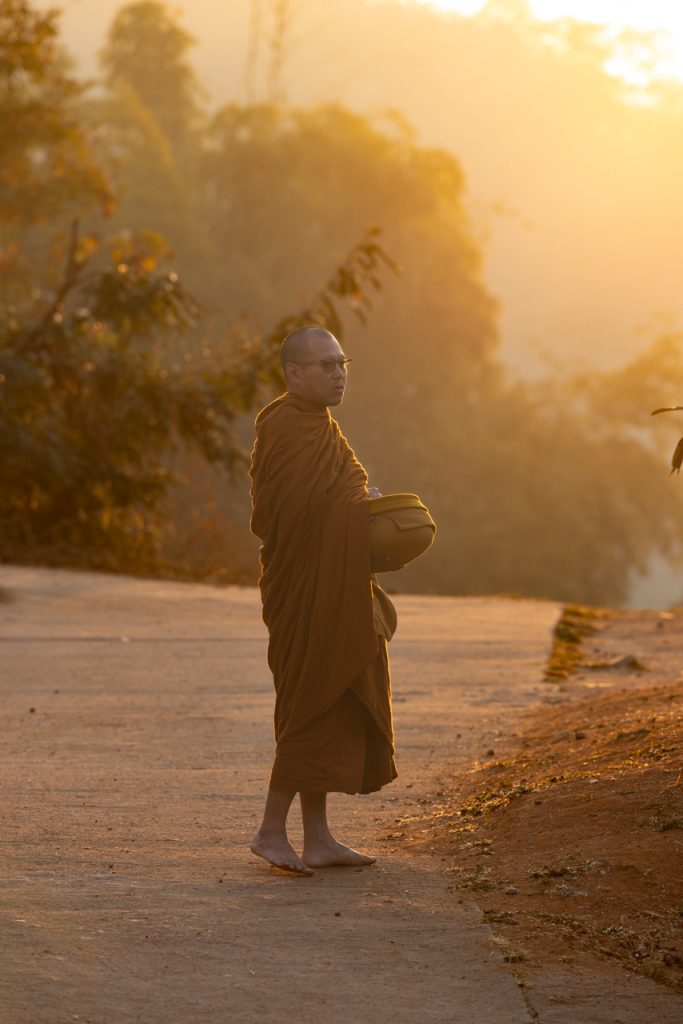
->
xmin=285 ymin=362 xmax=301 ymax=387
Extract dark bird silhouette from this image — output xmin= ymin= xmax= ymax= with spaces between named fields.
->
xmin=651 ymin=406 xmax=683 ymax=474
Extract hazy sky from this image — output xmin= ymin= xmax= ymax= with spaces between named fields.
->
xmin=47 ymin=0 xmax=683 ymax=89
xmin=39 ymin=0 xmax=683 ymax=378
xmin=414 ymin=0 xmax=683 ymax=81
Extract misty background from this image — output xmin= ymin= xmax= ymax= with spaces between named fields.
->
xmin=6 ymin=0 xmax=683 ymax=607
xmin=48 ymin=0 xmax=683 ymax=376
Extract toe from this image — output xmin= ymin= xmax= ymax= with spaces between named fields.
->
xmin=290 ymin=864 xmax=314 ymax=876
xmin=274 ymin=859 xmax=313 ymax=876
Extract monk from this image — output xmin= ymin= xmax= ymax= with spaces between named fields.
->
xmin=249 ymin=325 xmax=398 ymax=875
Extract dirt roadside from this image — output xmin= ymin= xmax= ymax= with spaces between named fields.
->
xmin=0 ymin=567 xmax=680 ymax=1023
xmin=399 ymin=605 xmax=683 ymax=1021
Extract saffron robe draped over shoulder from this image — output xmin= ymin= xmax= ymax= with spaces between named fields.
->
xmin=249 ymin=391 xmax=397 ymax=794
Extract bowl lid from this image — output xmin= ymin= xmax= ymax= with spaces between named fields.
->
xmin=368 ymin=492 xmax=428 ymax=515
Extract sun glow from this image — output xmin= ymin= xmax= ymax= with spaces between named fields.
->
xmin=411 ymin=0 xmax=683 ymax=85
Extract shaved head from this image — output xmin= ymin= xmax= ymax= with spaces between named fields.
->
xmin=280 ymin=326 xmax=348 ymax=409
xmin=280 ymin=326 xmax=333 ymax=370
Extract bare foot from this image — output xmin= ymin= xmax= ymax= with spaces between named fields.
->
xmin=302 ymin=837 xmax=376 ymax=868
xmin=250 ymin=832 xmax=314 ymax=876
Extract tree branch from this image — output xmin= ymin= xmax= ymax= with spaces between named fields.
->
xmin=18 ymin=218 xmax=83 ymax=354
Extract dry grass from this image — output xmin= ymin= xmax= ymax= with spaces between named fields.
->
xmin=545 ymin=603 xmax=613 ymax=681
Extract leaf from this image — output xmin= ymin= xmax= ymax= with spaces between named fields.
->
xmin=670 ymin=438 xmax=683 ymax=475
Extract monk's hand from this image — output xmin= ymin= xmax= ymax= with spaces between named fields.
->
xmin=368 ymin=486 xmax=382 ymax=498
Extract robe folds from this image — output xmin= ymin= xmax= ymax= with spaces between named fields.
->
xmin=249 ymin=391 xmax=397 ymax=794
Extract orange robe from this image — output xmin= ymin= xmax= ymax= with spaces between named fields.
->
xmin=249 ymin=392 xmax=397 ymax=794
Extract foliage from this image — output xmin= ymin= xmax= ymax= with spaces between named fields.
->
xmin=99 ymin=0 xmax=203 ymax=160
xmin=0 ymin=0 xmax=111 ymax=222
xmin=0 ymin=215 xmax=396 ymax=570
xmin=3 ymin=0 xmax=683 ymax=605
xmin=0 ymin=2 xmax=397 ymax=572
xmin=89 ymin=81 xmax=192 ymax=243
xmin=0 ymin=0 xmax=111 ymax=293
xmin=1 ymin=227 xmax=216 ymax=568
xmin=195 ymin=102 xmax=497 ymax=393
xmin=386 ymin=359 xmax=683 ymax=606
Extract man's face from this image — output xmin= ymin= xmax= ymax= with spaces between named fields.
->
xmin=287 ymin=332 xmax=349 ymax=408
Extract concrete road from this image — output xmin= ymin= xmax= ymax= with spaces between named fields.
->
xmin=0 ymin=566 xmax=624 ymax=1023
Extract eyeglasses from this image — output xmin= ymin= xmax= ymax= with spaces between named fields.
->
xmin=294 ymin=357 xmax=352 ymax=375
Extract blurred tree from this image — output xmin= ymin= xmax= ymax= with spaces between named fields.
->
xmin=100 ymin=0 xmax=203 ymax=165
xmin=198 ymin=103 xmax=497 ymax=392
xmin=399 ymin=367 xmax=683 ymax=606
xmin=0 ymin=0 xmax=112 ymax=301
xmin=0 ymin=219 xmax=395 ymax=570
xmin=89 ymin=80 xmax=200 ymax=264
xmin=4 ymin=0 xmax=683 ymax=605
xmin=0 ymin=227 xmax=226 ymax=570
xmin=195 ymin=101 xmax=683 ymax=605
xmin=0 ymin=2 xmax=396 ymax=574
xmin=93 ymin=1 xmax=212 ymax=289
